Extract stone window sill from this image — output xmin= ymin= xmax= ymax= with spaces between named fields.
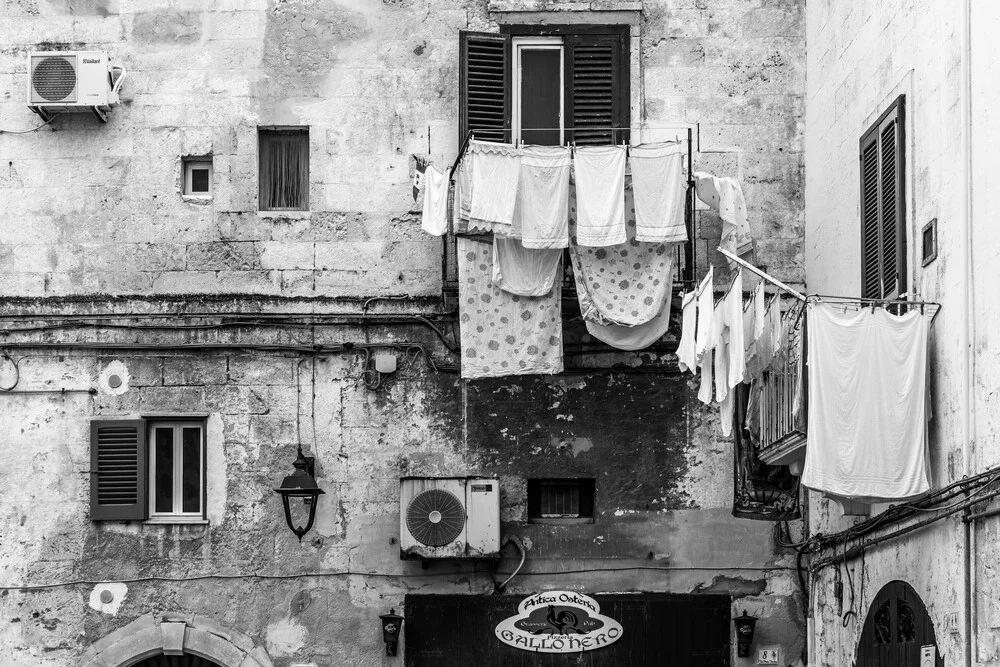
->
xmin=258 ymin=210 xmax=311 ymax=220
xmin=144 ymin=517 xmax=210 ymax=526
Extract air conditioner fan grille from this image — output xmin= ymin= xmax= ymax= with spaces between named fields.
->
xmin=33 ymin=56 xmax=76 ymax=102
xmin=406 ymin=488 xmax=465 ymax=547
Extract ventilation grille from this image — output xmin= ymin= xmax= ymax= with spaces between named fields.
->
xmin=95 ymin=425 xmax=139 ymax=506
xmin=31 ymin=55 xmax=77 ymax=103
xmin=406 ymin=488 xmax=465 ymax=546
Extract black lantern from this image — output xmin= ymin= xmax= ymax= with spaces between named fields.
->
xmin=379 ymin=608 xmax=404 ymax=656
xmin=274 ymin=445 xmax=325 ymax=541
xmin=733 ymin=610 xmax=758 ymax=657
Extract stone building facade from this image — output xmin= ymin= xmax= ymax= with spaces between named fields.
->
xmin=0 ymin=1 xmax=806 ymax=665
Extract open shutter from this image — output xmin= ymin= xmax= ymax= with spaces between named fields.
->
xmin=859 ymin=95 xmax=905 ymax=299
xmin=459 ymin=31 xmax=510 ymax=144
xmin=565 ymin=30 xmax=629 ymax=145
xmin=90 ymin=420 xmax=147 ymax=521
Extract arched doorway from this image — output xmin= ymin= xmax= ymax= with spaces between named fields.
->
xmin=855 ymin=580 xmax=943 ymax=666
xmin=132 ymin=656 xmax=223 ymax=667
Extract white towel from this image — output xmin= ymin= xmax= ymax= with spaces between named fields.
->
xmin=802 ymin=302 xmax=930 ymax=502
xmin=469 ymin=140 xmax=521 ymax=234
xmin=517 ymin=145 xmax=571 ymax=249
xmin=725 ymin=270 xmax=745 ymax=388
xmin=491 ymin=236 xmax=562 ymax=297
xmin=693 ymin=268 xmax=715 ymax=366
xmin=713 ymin=300 xmax=729 ymax=403
xmin=420 ymin=165 xmax=449 ymax=236
xmin=693 ymin=171 xmax=753 ymax=256
xmin=676 ymin=290 xmax=697 ymax=373
xmin=629 ymin=141 xmax=687 ymax=243
xmin=573 ymin=145 xmax=627 ymax=247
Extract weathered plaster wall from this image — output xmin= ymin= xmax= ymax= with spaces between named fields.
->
xmin=804 ymin=0 xmax=991 ymax=665
xmin=0 ymin=0 xmax=806 ymax=665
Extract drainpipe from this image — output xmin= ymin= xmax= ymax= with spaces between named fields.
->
xmin=960 ymin=0 xmax=976 ymax=664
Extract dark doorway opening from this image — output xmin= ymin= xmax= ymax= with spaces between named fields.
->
xmin=855 ymin=580 xmax=943 ymax=666
xmin=405 ymin=593 xmax=730 ymax=667
xmin=132 ymin=654 xmax=224 ymax=667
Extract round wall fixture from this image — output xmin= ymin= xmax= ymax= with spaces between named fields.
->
xmin=98 ymin=361 xmax=130 ymax=396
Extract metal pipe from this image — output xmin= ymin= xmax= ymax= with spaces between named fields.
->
xmin=964 ymin=505 xmax=1000 ymax=523
xmin=716 ymin=247 xmax=807 ymax=301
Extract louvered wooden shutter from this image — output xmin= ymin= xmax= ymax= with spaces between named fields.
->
xmin=90 ymin=420 xmax=147 ymax=521
xmin=565 ymin=32 xmax=629 ymax=145
xmin=459 ymin=31 xmax=510 ymax=144
xmin=859 ymin=96 xmax=905 ymax=299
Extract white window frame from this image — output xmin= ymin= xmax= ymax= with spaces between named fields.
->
xmin=147 ymin=421 xmax=205 ymax=523
xmin=512 ymin=36 xmax=564 ymax=146
xmin=182 ymin=157 xmax=213 ymax=197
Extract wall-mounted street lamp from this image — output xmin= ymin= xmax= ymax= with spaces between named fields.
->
xmin=379 ymin=608 xmax=404 ymax=656
xmin=733 ymin=610 xmax=758 ymax=657
xmin=274 ymin=445 xmax=325 ymax=541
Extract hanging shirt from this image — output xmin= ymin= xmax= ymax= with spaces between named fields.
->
xmin=452 ymin=154 xmax=473 ymax=234
xmin=698 ymin=348 xmax=714 ymax=405
xmin=574 ymin=145 xmax=627 ymax=247
xmin=752 ymin=281 xmax=766 ymax=339
xmin=629 ymin=140 xmax=687 ymax=243
xmin=468 ymin=140 xmax=521 ymax=234
xmin=420 ymin=164 xmax=449 ymax=236
xmin=694 ymin=268 xmax=715 ymax=366
xmin=676 ymin=290 xmax=698 ymax=373
xmin=802 ymin=302 xmax=930 ymax=501
xmin=693 ymin=171 xmax=753 ymax=256
xmin=725 ymin=269 xmax=745 ymax=388
xmin=713 ymin=299 xmax=729 ymax=404
xmin=517 ymin=145 xmax=571 ymax=249
xmin=491 ymin=236 xmax=562 ymax=297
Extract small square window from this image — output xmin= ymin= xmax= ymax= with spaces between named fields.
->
xmin=183 ymin=157 xmax=213 ymax=197
xmin=527 ymin=478 xmax=595 ymax=524
xmin=259 ymin=127 xmax=309 ymax=211
xmin=148 ymin=421 xmax=205 ymax=521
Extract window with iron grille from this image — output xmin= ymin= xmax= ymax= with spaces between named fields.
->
xmin=90 ymin=417 xmax=206 ymax=523
xmin=259 ymin=127 xmax=310 ymax=211
xmin=860 ymin=96 xmax=905 ymax=299
xmin=527 ymin=478 xmax=595 ymax=524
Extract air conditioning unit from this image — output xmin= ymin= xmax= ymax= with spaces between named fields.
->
xmin=400 ymin=477 xmax=500 ymax=560
xmin=27 ymin=51 xmax=125 ymax=123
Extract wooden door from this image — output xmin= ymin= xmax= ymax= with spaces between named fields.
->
xmin=404 ymin=593 xmax=730 ymax=667
xmin=855 ymin=580 xmax=943 ymax=666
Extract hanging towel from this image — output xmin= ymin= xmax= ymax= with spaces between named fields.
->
xmin=629 ymin=141 xmax=687 ymax=243
xmin=457 ymin=238 xmax=563 ymax=379
xmin=752 ymin=281 xmax=766 ymax=339
xmin=468 ymin=140 xmax=521 ymax=234
xmin=420 ymin=164 xmax=449 ymax=236
xmin=725 ymin=270 xmax=745 ymax=388
xmin=517 ymin=145 xmax=571 ymax=249
xmin=569 ymin=186 xmax=675 ymax=328
xmin=453 ymin=154 xmax=474 ymax=234
xmin=802 ymin=302 xmax=930 ymax=502
xmin=693 ymin=172 xmax=753 ymax=256
xmin=574 ymin=145 xmax=627 ymax=247
xmin=694 ymin=267 xmax=715 ymax=366
xmin=713 ymin=299 xmax=729 ymax=404
xmin=698 ymin=349 xmax=714 ymax=405
xmin=676 ymin=290 xmax=698 ymax=373
xmin=491 ymin=236 xmax=562 ymax=297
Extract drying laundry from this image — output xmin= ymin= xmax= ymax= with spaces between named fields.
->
xmin=694 ymin=267 xmax=715 ymax=366
xmin=801 ymin=302 xmax=930 ymax=502
xmin=569 ymin=186 xmax=676 ymax=330
xmin=584 ymin=298 xmax=674 ymax=351
xmin=517 ymin=145 xmax=571 ymax=249
xmin=457 ymin=238 xmax=563 ymax=379
xmin=453 ymin=154 xmax=473 ymax=234
xmin=491 ymin=236 xmax=562 ymax=297
xmin=752 ymin=281 xmax=766 ymax=339
xmin=676 ymin=290 xmax=698 ymax=373
xmin=468 ymin=140 xmax=521 ymax=234
xmin=713 ymin=299 xmax=730 ymax=404
xmin=573 ymin=145 xmax=627 ymax=246
xmin=724 ymin=269 xmax=745 ymax=388
xmin=693 ymin=172 xmax=753 ymax=256
xmin=629 ymin=141 xmax=688 ymax=243
xmin=420 ymin=164 xmax=449 ymax=236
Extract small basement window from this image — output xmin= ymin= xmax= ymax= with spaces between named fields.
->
xmin=259 ymin=127 xmax=310 ymax=211
xmin=182 ymin=156 xmax=213 ymax=197
xmin=528 ymin=478 xmax=595 ymax=524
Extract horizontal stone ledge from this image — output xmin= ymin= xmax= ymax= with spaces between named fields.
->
xmin=489 ymin=1 xmax=643 ymax=12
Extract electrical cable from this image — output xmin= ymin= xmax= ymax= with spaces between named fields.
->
xmin=0 ymin=352 xmax=21 ymax=391
xmin=0 ymin=114 xmax=60 ymax=134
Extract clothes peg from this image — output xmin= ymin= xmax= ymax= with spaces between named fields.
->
xmin=920 ymin=303 xmax=925 ymax=315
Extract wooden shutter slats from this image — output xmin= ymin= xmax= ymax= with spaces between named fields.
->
xmin=566 ymin=34 xmax=625 ymax=145
xmin=460 ymin=31 xmax=510 ymax=144
xmin=880 ymin=121 xmax=899 ymax=295
xmin=91 ymin=420 xmax=147 ymax=521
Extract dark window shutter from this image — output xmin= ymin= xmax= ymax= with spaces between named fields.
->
xmin=565 ymin=31 xmax=629 ymax=145
xmin=859 ymin=95 xmax=905 ymax=299
xmin=90 ymin=420 xmax=147 ymax=521
xmin=459 ymin=31 xmax=510 ymax=144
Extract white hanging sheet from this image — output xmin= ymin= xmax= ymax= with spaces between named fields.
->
xmin=573 ymin=145 xmax=627 ymax=247
xmin=516 ymin=145 xmax=572 ymax=249
xmin=629 ymin=140 xmax=687 ymax=243
xmin=468 ymin=140 xmax=521 ymax=234
xmin=491 ymin=236 xmax=562 ymax=297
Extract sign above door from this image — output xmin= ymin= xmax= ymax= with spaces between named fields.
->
xmin=494 ymin=591 xmax=624 ymax=653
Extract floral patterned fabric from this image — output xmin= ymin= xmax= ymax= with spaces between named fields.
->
xmin=458 ymin=238 xmax=564 ymax=379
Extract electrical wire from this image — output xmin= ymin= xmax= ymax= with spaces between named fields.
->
xmin=0 ymin=114 xmax=60 ymax=134
xmin=0 ymin=352 xmax=21 ymax=391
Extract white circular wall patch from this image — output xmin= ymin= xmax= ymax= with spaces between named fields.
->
xmin=98 ymin=361 xmax=130 ymax=396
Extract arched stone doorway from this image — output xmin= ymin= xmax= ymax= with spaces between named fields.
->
xmin=133 ymin=655 xmax=223 ymax=667
xmin=855 ymin=580 xmax=943 ymax=666
xmin=78 ymin=613 xmax=272 ymax=667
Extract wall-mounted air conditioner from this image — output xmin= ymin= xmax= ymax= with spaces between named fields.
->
xmin=27 ymin=51 xmax=125 ymax=123
xmin=400 ymin=477 xmax=500 ymax=560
